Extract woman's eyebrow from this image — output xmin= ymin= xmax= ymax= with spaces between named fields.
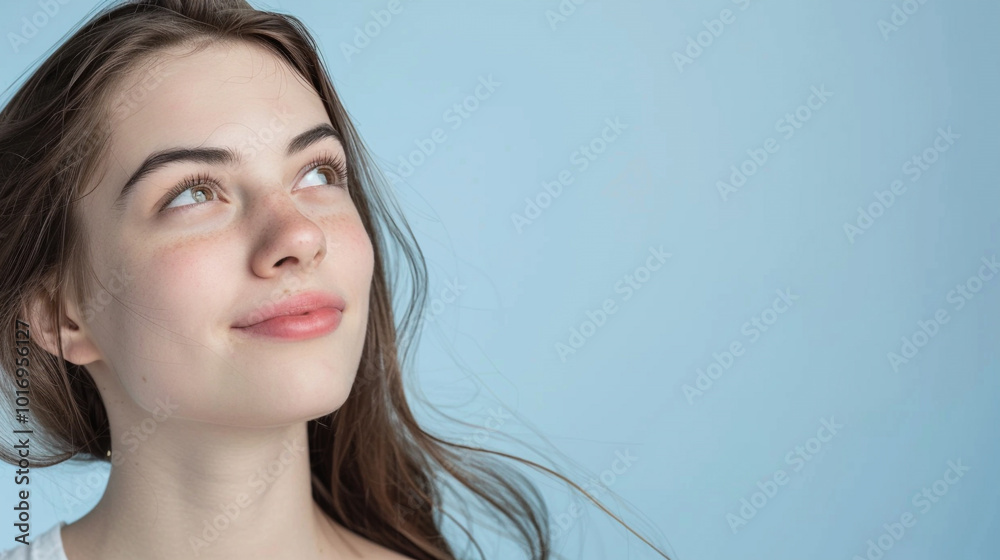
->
xmin=112 ymin=123 xmax=343 ymax=212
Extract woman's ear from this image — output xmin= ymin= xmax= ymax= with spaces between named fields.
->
xmin=23 ymin=279 xmax=102 ymax=367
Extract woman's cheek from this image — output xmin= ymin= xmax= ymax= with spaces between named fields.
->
xmin=340 ymin=212 xmax=374 ymax=274
xmin=100 ymin=252 xmax=224 ymax=407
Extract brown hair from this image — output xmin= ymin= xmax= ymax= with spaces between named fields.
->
xmin=0 ymin=1 xmax=671 ymax=558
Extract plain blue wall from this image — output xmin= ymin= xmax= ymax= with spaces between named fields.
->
xmin=1 ymin=1 xmax=997 ymax=558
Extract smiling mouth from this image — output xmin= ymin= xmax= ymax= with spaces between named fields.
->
xmin=233 ymin=307 xmax=343 ymax=341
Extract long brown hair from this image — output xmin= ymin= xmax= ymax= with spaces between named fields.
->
xmin=0 ymin=1 xmax=671 ymax=558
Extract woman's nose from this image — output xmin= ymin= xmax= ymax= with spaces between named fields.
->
xmin=247 ymin=190 xmax=327 ymax=278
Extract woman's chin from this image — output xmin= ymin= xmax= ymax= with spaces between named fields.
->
xmin=180 ymin=374 xmax=354 ymax=428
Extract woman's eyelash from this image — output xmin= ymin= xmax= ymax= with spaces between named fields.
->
xmin=158 ymin=152 xmax=349 ymax=213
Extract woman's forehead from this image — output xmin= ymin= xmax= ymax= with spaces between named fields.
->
xmin=106 ymin=43 xmax=324 ymax=158
xmin=112 ymin=41 xmax=313 ymax=124
xmin=80 ymin=41 xmax=329 ymax=219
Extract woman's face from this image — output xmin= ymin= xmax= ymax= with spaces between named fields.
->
xmin=71 ymin=40 xmax=374 ymax=427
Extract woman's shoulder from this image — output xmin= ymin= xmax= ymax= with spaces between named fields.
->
xmin=0 ymin=523 xmax=67 ymax=560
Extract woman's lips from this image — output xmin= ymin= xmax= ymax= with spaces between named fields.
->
xmin=233 ymin=307 xmax=342 ymax=341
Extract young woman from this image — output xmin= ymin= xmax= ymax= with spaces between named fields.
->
xmin=0 ymin=1 xmax=671 ymax=558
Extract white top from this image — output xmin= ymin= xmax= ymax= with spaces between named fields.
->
xmin=0 ymin=523 xmax=67 ymax=560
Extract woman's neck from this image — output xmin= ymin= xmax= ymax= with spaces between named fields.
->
xmin=60 ymin=420 xmax=361 ymax=560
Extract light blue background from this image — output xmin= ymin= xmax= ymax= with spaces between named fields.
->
xmin=1 ymin=0 xmax=997 ymax=558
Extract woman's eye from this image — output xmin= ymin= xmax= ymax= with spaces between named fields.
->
xmin=299 ymin=165 xmax=340 ymax=189
xmin=161 ymin=161 xmax=344 ymax=212
xmin=164 ymin=185 xmax=216 ymax=210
